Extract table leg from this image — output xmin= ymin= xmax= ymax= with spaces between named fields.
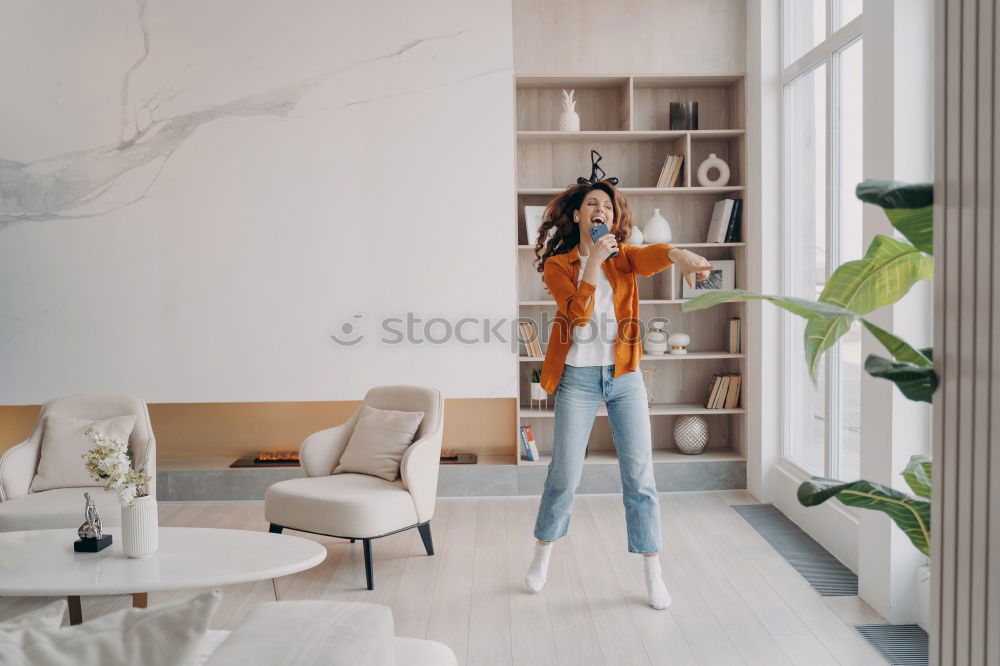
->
xmin=67 ymin=596 xmax=82 ymax=625
xmin=272 ymin=578 xmax=281 ymax=601
xmin=132 ymin=593 xmax=148 ymax=609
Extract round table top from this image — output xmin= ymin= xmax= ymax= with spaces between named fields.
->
xmin=0 ymin=527 xmax=327 ymax=596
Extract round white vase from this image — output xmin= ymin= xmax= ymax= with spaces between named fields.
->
xmin=530 ymin=383 xmax=547 ymax=401
xmin=674 ymin=415 xmax=709 ymax=454
xmin=121 ymin=495 xmax=159 ymax=559
xmin=627 ymin=224 xmax=644 ymax=245
xmin=696 ymin=153 xmax=731 ymax=187
xmin=643 ymin=208 xmax=672 ymax=244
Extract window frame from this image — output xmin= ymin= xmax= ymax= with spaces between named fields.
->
xmin=779 ymin=2 xmax=863 ymax=479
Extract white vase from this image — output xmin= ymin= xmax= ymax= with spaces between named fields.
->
xmin=674 ymin=415 xmax=709 ymax=454
xmin=696 ymin=153 xmax=731 ymax=187
xmin=643 ymin=208 xmax=672 ymax=244
xmin=121 ymin=495 xmax=159 ymax=559
xmin=530 ymin=382 xmax=547 ymax=401
xmin=627 ymin=225 xmax=644 ymax=245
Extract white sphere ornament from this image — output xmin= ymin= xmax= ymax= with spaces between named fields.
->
xmin=559 ymin=89 xmax=581 ymax=132
xmin=674 ymin=415 xmax=709 ymax=455
xmin=668 ymin=332 xmax=690 ymax=354
xmin=696 ymin=153 xmax=731 ymax=187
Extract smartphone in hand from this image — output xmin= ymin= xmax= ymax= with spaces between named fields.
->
xmin=588 ymin=223 xmax=618 ymax=258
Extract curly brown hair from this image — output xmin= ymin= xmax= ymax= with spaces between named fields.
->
xmin=532 ymin=180 xmax=634 ymax=273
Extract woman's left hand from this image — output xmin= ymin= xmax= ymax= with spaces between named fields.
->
xmin=668 ymin=248 xmax=715 ymax=288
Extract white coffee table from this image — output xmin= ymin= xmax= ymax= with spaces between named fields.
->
xmin=0 ymin=527 xmax=326 ymax=624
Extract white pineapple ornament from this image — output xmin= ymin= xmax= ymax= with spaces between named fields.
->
xmin=559 ymin=89 xmax=581 ymax=132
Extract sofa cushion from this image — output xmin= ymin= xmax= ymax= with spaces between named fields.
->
xmin=30 ymin=414 xmax=137 ymax=493
xmin=0 ymin=486 xmax=123 ymax=533
xmin=332 ymin=405 xmax=424 ymax=482
xmin=264 ymin=474 xmax=418 ymax=538
xmin=394 ymin=637 xmax=459 ymax=666
xmin=0 ymin=588 xmax=219 ymax=666
xmin=206 ymin=600 xmax=396 ymax=666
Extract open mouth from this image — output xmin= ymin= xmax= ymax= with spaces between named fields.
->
xmin=591 ymin=216 xmax=605 ymax=226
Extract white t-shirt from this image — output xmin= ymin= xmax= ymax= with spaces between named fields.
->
xmin=565 ymin=251 xmax=617 ymax=367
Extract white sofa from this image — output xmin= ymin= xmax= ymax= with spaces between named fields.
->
xmin=203 ymin=600 xmax=456 ymax=666
xmin=0 ymin=394 xmax=156 ymax=532
xmin=265 ymin=385 xmax=444 ymax=590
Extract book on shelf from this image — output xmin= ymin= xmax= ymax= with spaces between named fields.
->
xmin=707 ymin=199 xmax=736 ymax=243
xmin=655 ymin=155 xmax=684 ymax=188
xmin=724 ymin=198 xmax=743 ymax=243
xmin=728 ymin=317 xmax=742 ymax=353
xmin=724 ymin=375 xmax=742 ymax=409
xmin=518 ymin=321 xmax=543 ymax=357
xmin=519 ymin=425 xmax=540 ymax=461
xmin=704 ymin=372 xmax=742 ymax=409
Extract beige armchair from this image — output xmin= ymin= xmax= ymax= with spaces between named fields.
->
xmin=0 ymin=394 xmax=156 ymax=532
xmin=264 ymin=385 xmax=444 ymax=590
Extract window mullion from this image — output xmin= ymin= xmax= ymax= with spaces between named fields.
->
xmin=825 ymin=49 xmax=840 ymax=479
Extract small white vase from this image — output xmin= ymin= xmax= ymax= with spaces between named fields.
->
xmin=696 ymin=153 xmax=731 ymax=187
xmin=627 ymin=225 xmax=644 ymax=245
xmin=915 ymin=559 xmax=931 ymax=632
xmin=530 ymin=382 xmax=547 ymax=401
xmin=643 ymin=208 xmax=672 ymax=244
xmin=121 ymin=495 xmax=159 ymax=559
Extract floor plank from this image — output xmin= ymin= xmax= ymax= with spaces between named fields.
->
xmin=0 ymin=493 xmax=891 ymax=666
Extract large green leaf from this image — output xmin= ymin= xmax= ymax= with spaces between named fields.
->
xmin=802 ymin=234 xmax=934 ymax=381
xmin=856 ymin=180 xmax=934 ymax=255
xmin=902 ymin=455 xmax=932 ymax=500
xmin=861 ymin=320 xmax=933 ymax=368
xmin=864 ymin=354 xmax=938 ymax=402
xmin=798 ymin=476 xmax=931 ymax=556
xmin=682 ymin=289 xmax=859 ymax=320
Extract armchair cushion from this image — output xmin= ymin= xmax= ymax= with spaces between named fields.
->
xmin=265 ymin=474 xmax=418 ymax=538
xmin=332 ymin=405 xmax=424 ymax=482
xmin=29 ymin=414 xmax=137 ymax=493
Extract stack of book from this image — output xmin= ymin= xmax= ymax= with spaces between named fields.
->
xmin=727 ymin=317 xmax=742 ymax=354
xmin=706 ymin=198 xmax=743 ymax=243
xmin=519 ymin=425 xmax=540 ymax=461
xmin=655 ymin=155 xmax=684 ymax=188
xmin=518 ymin=322 xmax=543 ymax=357
xmin=704 ymin=373 xmax=742 ymax=409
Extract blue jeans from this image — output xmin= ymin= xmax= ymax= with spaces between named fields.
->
xmin=532 ymin=364 xmax=662 ymax=554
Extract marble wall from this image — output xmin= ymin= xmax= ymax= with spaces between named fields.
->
xmin=0 ymin=0 xmax=517 ymax=403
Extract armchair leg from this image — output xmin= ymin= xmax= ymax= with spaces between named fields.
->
xmin=269 ymin=524 xmax=284 ymax=534
xmin=417 ymin=522 xmax=434 ymax=556
xmin=362 ymin=538 xmax=374 ymax=590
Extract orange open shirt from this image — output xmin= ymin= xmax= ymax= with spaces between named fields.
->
xmin=538 ymin=242 xmax=677 ymax=394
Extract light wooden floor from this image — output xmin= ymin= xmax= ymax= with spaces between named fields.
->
xmin=0 ymin=491 xmax=890 ymax=665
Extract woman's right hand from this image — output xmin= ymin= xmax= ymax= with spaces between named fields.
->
xmin=592 ymin=233 xmax=619 ymax=262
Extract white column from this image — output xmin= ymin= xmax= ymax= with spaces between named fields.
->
xmin=932 ymin=0 xmax=999 ymax=663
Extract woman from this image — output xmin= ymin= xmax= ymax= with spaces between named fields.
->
xmin=523 ymin=180 xmax=713 ymax=610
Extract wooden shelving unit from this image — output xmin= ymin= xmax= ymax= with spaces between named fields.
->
xmin=514 ymin=73 xmax=749 ymax=467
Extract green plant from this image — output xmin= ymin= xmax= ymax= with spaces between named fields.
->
xmin=683 ymin=180 xmax=935 ymax=555
xmin=530 ymin=368 xmax=542 ymax=383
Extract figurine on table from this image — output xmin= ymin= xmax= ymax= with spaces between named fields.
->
xmin=74 ymin=491 xmax=113 ymax=552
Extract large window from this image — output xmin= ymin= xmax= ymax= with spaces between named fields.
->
xmin=781 ymin=2 xmax=863 ymax=480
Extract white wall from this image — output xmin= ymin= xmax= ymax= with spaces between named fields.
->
xmin=0 ymin=0 xmax=517 ymax=404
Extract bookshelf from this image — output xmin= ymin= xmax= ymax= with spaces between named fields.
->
xmin=514 ymin=74 xmax=749 ymax=467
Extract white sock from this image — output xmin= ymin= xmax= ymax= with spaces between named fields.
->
xmin=643 ymin=555 xmax=671 ymax=609
xmin=524 ymin=541 xmax=553 ymax=592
